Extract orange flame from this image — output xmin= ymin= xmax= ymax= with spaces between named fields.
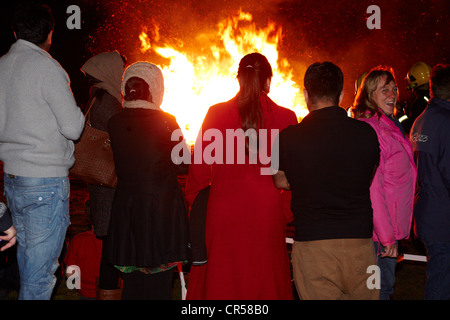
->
xmin=139 ymin=29 xmax=151 ymax=53
xmin=139 ymin=10 xmax=308 ymax=145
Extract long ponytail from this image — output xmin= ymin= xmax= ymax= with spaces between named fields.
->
xmin=237 ymin=53 xmax=272 ymax=131
xmin=236 ymin=53 xmax=273 ymax=159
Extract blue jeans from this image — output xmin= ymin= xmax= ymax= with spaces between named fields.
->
xmin=422 ymin=241 xmax=450 ymax=300
xmin=374 ymin=241 xmax=398 ymax=300
xmin=3 ymin=174 xmax=70 ymax=300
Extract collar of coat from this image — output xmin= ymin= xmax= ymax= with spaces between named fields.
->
xmin=123 ymin=99 xmax=161 ymax=111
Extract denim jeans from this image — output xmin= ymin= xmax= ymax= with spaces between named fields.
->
xmin=3 ymin=174 xmax=70 ymax=300
xmin=374 ymin=241 xmax=398 ymax=300
xmin=422 ymin=241 xmax=450 ymax=300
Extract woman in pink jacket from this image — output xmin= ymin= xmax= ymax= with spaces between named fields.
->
xmin=351 ymin=66 xmax=417 ymax=299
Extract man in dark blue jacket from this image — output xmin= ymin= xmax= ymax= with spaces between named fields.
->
xmin=410 ymin=64 xmax=450 ymax=300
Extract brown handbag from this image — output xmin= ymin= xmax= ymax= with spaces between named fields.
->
xmin=69 ymin=97 xmax=118 ymax=188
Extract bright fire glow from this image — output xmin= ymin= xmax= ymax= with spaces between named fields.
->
xmin=139 ymin=10 xmax=308 ymax=145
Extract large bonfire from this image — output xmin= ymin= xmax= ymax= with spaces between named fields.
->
xmin=138 ymin=10 xmax=308 ymax=145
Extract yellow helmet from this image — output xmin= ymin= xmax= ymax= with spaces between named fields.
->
xmin=406 ymin=62 xmax=431 ymax=90
xmin=355 ymin=71 xmax=368 ymax=95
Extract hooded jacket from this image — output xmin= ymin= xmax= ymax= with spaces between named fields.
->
xmin=359 ymin=112 xmax=417 ymax=246
xmin=80 ymin=50 xmax=124 ymax=104
xmin=79 ymin=51 xmax=125 ymax=237
xmin=410 ymin=98 xmax=450 ymax=241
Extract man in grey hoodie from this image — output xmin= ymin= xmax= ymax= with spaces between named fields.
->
xmin=0 ymin=3 xmax=84 ymax=300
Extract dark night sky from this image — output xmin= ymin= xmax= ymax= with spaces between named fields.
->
xmin=1 ymin=0 xmax=449 ymax=111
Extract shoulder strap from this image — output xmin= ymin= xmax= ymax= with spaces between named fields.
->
xmin=84 ymin=97 xmax=97 ymax=121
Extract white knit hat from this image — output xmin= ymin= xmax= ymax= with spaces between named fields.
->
xmin=122 ymin=62 xmax=164 ymax=108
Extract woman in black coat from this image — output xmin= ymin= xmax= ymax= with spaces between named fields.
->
xmin=104 ymin=62 xmax=190 ymax=300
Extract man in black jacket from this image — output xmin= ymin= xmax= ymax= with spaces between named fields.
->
xmin=410 ymin=64 xmax=450 ymax=300
xmin=272 ymin=62 xmax=380 ymax=300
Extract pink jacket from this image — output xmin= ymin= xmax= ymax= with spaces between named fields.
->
xmin=359 ymin=113 xmax=417 ymax=246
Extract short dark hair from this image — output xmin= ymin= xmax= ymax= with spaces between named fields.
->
xmin=430 ymin=64 xmax=450 ymax=100
xmin=12 ymin=2 xmax=55 ymax=45
xmin=304 ymin=61 xmax=343 ymax=106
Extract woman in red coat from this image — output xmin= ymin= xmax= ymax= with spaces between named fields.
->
xmin=185 ymin=53 xmax=297 ymax=300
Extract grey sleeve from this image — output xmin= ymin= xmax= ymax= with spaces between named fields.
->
xmin=42 ymin=61 xmax=85 ymax=140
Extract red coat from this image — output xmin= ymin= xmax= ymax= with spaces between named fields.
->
xmin=185 ymin=94 xmax=297 ymax=300
xmin=64 ymin=231 xmax=102 ymax=298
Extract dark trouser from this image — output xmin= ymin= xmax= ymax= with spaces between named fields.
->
xmin=98 ymin=237 xmax=121 ymax=290
xmin=423 ymin=241 xmax=450 ymax=300
xmin=374 ymin=241 xmax=398 ymax=300
xmin=121 ymin=269 xmax=173 ymax=300
xmin=98 ymin=256 xmax=121 ymax=289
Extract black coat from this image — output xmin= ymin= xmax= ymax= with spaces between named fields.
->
xmin=104 ymin=108 xmax=190 ymax=268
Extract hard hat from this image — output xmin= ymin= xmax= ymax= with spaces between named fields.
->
xmin=355 ymin=71 xmax=368 ymax=95
xmin=406 ymin=62 xmax=431 ymax=90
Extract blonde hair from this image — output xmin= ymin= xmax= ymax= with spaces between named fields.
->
xmin=351 ymin=66 xmax=397 ymax=119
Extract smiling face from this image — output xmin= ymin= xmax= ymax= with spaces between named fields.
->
xmin=371 ymin=74 xmax=398 ymax=116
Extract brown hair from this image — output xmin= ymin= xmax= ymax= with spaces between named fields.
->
xmin=351 ymin=66 xmax=397 ymax=119
xmin=236 ymin=53 xmax=273 ymax=131
xmin=236 ymin=53 xmax=273 ymax=158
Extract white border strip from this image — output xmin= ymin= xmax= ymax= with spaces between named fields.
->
xmin=399 ymin=254 xmax=427 ymax=263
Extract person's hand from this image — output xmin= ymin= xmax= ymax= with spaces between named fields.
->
xmin=380 ymin=243 xmax=398 ymax=258
xmin=273 ymin=170 xmax=291 ymax=190
xmin=0 ymin=225 xmax=17 ymax=251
